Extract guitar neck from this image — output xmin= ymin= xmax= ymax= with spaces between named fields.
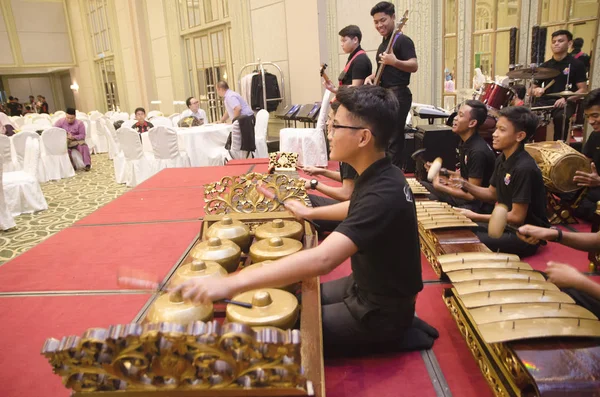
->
xmin=373 ymin=32 xmax=398 ymax=86
xmin=322 ymin=72 xmax=332 ymax=85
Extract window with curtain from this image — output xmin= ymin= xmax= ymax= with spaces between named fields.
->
xmin=472 ymin=0 xmax=520 ymax=85
xmin=87 ymin=0 xmax=112 ymax=55
xmin=539 ymin=0 xmax=598 ymax=76
xmin=178 ymin=0 xmax=229 ymax=30
xmin=443 ymin=0 xmax=458 ymax=109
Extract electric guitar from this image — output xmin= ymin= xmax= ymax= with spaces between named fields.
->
xmin=374 ymin=10 xmax=409 ymax=86
xmin=320 ymin=63 xmax=332 ymax=87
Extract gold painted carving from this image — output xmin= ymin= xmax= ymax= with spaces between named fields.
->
xmin=269 ymin=152 xmax=299 ymax=171
xmin=41 ymin=321 xmax=304 ymax=392
xmin=203 ymin=172 xmax=307 ymax=215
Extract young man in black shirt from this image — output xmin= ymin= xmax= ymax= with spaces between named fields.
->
xmin=422 ymin=100 xmax=496 ymax=213
xmin=174 ymin=85 xmax=437 ymax=356
xmin=562 ymin=89 xmax=600 ymax=221
xmin=6 ymin=96 xmax=20 ymax=116
xmin=324 ymin=25 xmax=372 ymax=93
xmin=455 ymin=107 xmax=551 ymax=257
xmin=365 ymin=1 xmax=417 ymax=169
xmin=531 ymin=30 xmax=588 ymax=141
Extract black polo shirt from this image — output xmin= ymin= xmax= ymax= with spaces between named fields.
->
xmin=339 ymin=162 xmax=358 ymax=181
xmin=583 ymin=131 xmax=600 ymax=166
xmin=6 ymin=102 xmax=20 ymax=116
xmin=375 ymin=33 xmax=417 ymax=88
xmin=458 ymin=132 xmax=496 ymax=187
xmin=489 ymin=146 xmax=550 ymax=227
xmin=335 ymin=157 xmax=422 ymax=318
xmin=535 ymin=55 xmax=587 ymax=101
xmin=339 ymin=46 xmax=372 ymax=86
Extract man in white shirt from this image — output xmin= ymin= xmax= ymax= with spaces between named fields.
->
xmin=181 ymin=97 xmax=207 ymax=124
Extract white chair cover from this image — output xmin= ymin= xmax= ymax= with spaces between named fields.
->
xmin=149 ymin=116 xmax=173 ymax=127
xmin=0 ymin=135 xmax=20 ymax=172
xmin=0 ymin=152 xmax=16 ymax=230
xmin=116 ymin=127 xmax=156 ymax=187
xmin=121 ymin=119 xmax=136 ymax=129
xmin=168 ymin=113 xmax=180 ymax=122
xmin=9 ymin=116 xmax=24 ymax=129
xmin=3 ymin=137 xmax=48 ymax=216
xmin=11 ymin=131 xmax=47 ymax=181
xmin=40 ymin=127 xmax=75 ymax=180
xmin=33 ymin=117 xmax=52 ymax=127
xmin=254 ymin=109 xmax=269 ymax=158
xmin=279 ymin=91 xmax=329 ymax=167
xmin=148 ymin=126 xmax=191 ymax=171
xmin=89 ymin=111 xmax=103 ymax=120
xmin=53 ymin=111 xmax=66 ymax=117
xmin=79 ymin=118 xmax=96 ymax=154
xmin=91 ymin=119 xmax=109 ymax=153
xmin=148 ymin=111 xmax=164 ymax=118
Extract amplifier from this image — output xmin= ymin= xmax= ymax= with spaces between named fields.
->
xmin=414 ymin=124 xmax=460 ymax=180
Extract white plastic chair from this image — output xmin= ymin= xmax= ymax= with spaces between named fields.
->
xmin=148 ymin=126 xmax=191 ymax=171
xmin=3 ymin=137 xmax=48 ymax=216
xmin=0 ymin=135 xmax=20 ymax=172
xmin=40 ymin=127 xmax=75 ymax=180
xmin=11 ymin=131 xmax=47 ymax=182
xmin=116 ymin=127 xmax=157 ymax=187
xmin=254 ymin=109 xmax=269 ymax=158
xmin=149 ymin=116 xmax=173 ymax=127
xmin=0 ymin=152 xmax=16 ymax=230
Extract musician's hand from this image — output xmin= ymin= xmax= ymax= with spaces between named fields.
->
xmin=379 ymin=52 xmax=398 ymax=66
xmin=532 ymin=87 xmax=545 ymax=97
xmin=364 ymin=74 xmax=375 ymax=85
xmin=284 ymin=199 xmax=313 ymax=221
xmin=323 ymin=81 xmax=337 ymax=93
xmin=574 ymin=163 xmax=600 ymax=187
xmin=171 ymin=276 xmax=235 ymax=305
xmin=517 ymin=232 xmax=540 ymax=245
xmin=450 ymin=176 xmax=468 ymax=190
xmin=455 ymin=208 xmax=477 ymax=219
xmin=432 ymin=175 xmax=449 ymax=189
xmin=301 ymin=166 xmax=325 ymax=176
xmin=300 ymin=177 xmax=311 ymax=190
xmin=545 ymin=261 xmax=587 ymax=289
xmin=553 ymin=98 xmax=567 ymax=108
xmin=424 ymin=161 xmax=432 ymax=171
xmin=517 ymin=224 xmax=557 ymax=242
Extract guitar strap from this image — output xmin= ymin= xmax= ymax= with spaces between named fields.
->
xmin=338 ymin=50 xmax=367 ymax=85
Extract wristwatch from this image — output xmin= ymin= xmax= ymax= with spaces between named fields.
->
xmin=310 ymin=179 xmax=319 ymax=190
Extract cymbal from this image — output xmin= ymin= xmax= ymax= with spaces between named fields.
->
xmin=507 ymin=67 xmax=559 ymax=80
xmin=546 ymin=90 xmax=587 ymax=98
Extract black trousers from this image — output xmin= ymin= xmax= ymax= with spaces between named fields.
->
xmin=388 ymin=86 xmax=412 ymax=169
xmin=474 ymin=222 xmax=540 ymax=257
xmin=420 ymin=181 xmax=494 ymax=213
xmin=307 ymin=194 xmax=341 ymax=233
xmin=561 ymin=188 xmax=600 ymax=222
xmin=536 ymin=99 xmax=576 ymax=141
xmin=562 ymin=287 xmax=600 ymax=318
xmin=321 ymin=276 xmax=415 ymax=356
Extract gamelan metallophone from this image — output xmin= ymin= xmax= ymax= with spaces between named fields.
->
xmin=41 ymin=172 xmax=325 ymax=397
xmin=417 ymin=196 xmax=600 ymax=396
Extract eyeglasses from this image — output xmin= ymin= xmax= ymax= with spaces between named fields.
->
xmin=330 ymin=123 xmax=374 ymax=136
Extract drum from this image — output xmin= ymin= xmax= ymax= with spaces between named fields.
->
xmin=525 ymin=141 xmax=591 ymax=193
xmin=478 ymin=83 xmax=514 ymax=110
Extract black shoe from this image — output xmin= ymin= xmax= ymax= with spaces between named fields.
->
xmin=85 ymin=165 xmax=91 ymax=171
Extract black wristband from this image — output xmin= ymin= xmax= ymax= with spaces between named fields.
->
xmin=554 ymin=228 xmax=563 ymax=243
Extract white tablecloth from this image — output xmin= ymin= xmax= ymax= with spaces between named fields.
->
xmin=279 ymin=127 xmax=328 ymax=167
xmin=141 ymin=124 xmax=232 ymax=167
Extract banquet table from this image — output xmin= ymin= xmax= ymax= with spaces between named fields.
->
xmin=141 ymin=124 xmax=232 ymax=167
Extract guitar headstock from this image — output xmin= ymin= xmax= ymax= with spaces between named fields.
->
xmin=320 ymin=63 xmax=328 ymax=77
xmin=395 ymin=10 xmax=409 ymax=31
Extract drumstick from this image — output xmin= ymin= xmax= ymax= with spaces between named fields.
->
xmin=256 ymin=183 xmax=320 ymax=229
xmin=542 ymin=79 xmax=555 ymax=92
xmin=427 ymin=157 xmax=443 ymax=182
xmin=116 ymin=267 xmax=253 ymax=308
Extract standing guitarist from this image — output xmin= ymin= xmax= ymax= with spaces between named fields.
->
xmin=365 ymin=2 xmax=417 ymax=169
xmin=324 ymin=25 xmax=372 ymax=94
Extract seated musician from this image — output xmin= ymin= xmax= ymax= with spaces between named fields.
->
xmin=174 ymin=85 xmax=438 ymax=357
xmin=561 ymin=89 xmax=600 ymax=221
xmin=454 ymin=107 xmax=551 ymax=257
xmin=131 ymin=107 xmax=154 ymax=133
xmin=530 ymin=30 xmax=588 ymax=141
xmin=517 ymin=224 xmax=600 ymax=317
xmin=422 ymin=100 xmax=496 ymax=213
xmin=302 ymin=101 xmax=358 ymax=233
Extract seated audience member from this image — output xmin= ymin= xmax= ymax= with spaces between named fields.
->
xmin=422 ymin=100 xmax=496 ymax=213
xmin=131 ymin=107 xmax=154 ymax=133
xmin=453 ymin=106 xmax=550 ymax=257
xmin=0 ymin=112 xmax=17 ymax=136
xmin=303 ymin=101 xmax=357 ymax=232
xmin=181 ymin=97 xmax=207 ymax=124
xmin=174 ymin=85 xmax=438 ymax=357
xmin=517 ymin=224 xmax=600 ymax=317
xmin=54 ymin=108 xmax=92 ymax=171
xmin=23 ymin=105 xmax=35 ymax=115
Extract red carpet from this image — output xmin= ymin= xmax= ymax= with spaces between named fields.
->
xmin=417 ymin=284 xmax=494 ymax=397
xmin=76 ymin=187 xmax=206 ymax=225
xmin=0 ymin=294 xmax=151 ymax=397
xmin=0 ymin=221 xmax=200 ymax=292
xmin=135 ymin=165 xmax=251 ymax=190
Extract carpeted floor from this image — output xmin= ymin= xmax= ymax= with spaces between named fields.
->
xmin=0 ymin=153 xmax=128 ymax=264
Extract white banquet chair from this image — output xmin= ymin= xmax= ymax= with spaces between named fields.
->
xmin=116 ymin=127 xmax=157 ymax=187
xmin=11 ymin=131 xmax=47 ymax=182
xmin=148 ymin=110 xmax=163 ymax=118
xmin=148 ymin=126 xmax=191 ymax=171
xmin=40 ymin=127 xmax=75 ymax=180
xmin=254 ymin=109 xmax=269 ymax=158
xmin=3 ymin=137 xmax=48 ymax=216
xmin=0 ymin=135 xmax=20 ymax=172
xmin=149 ymin=116 xmax=173 ymax=127
xmin=0 ymin=153 xmax=16 ymax=230
xmin=279 ymin=90 xmax=330 ymax=167
xmin=91 ymin=119 xmax=109 ymax=153
xmin=10 ymin=116 xmax=24 ymax=129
